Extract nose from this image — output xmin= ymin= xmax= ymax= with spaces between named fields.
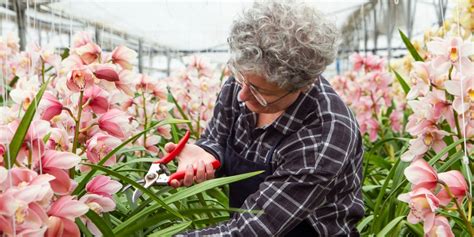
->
xmin=237 ymin=83 xmax=253 ymax=102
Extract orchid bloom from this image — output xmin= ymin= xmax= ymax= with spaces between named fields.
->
xmin=74 ymin=42 xmax=102 ymax=65
xmin=111 ymin=45 xmax=137 ymax=70
xmin=46 ymin=195 xmax=89 ymax=237
xmin=71 ymin=32 xmax=93 ymax=49
xmin=85 ymin=175 xmax=122 ymax=199
xmin=425 ymin=215 xmax=454 ymax=237
xmin=85 ymin=132 xmax=122 ymax=167
xmin=98 ymin=109 xmax=132 ymax=138
xmin=83 ymin=85 xmax=110 ymax=114
xmin=398 ymin=187 xmax=440 ymax=233
xmin=404 ymin=159 xmax=438 ymax=190
xmin=37 ymin=150 xmax=81 ymax=195
xmin=79 ymin=193 xmax=116 ymax=236
xmin=436 ymin=170 xmax=468 ymax=206
xmin=39 ymin=92 xmax=63 ymax=121
xmin=427 ymin=36 xmax=474 ymax=74
xmin=444 ymin=75 xmax=473 ymax=114
xmin=402 ymin=127 xmax=449 ymax=162
xmin=407 ymin=62 xmax=432 ymax=100
xmin=66 ymin=68 xmax=94 ymax=92
xmin=94 ymin=64 xmax=120 ymax=82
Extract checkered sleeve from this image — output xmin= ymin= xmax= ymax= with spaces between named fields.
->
xmin=179 ymin=111 xmax=361 ymax=236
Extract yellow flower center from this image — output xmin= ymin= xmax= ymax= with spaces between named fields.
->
xmin=450 ymin=47 xmax=459 ymax=63
xmin=15 ymin=207 xmax=26 ymax=224
xmin=88 ymin=202 xmax=103 ymax=214
xmin=468 ymin=88 xmax=474 ymax=101
xmin=424 ymin=134 xmax=434 ymax=146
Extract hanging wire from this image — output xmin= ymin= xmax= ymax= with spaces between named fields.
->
xmin=3 ymin=0 xmax=17 ymax=234
xmin=439 ymin=0 xmax=446 ymax=36
xmin=69 ymin=0 xmax=72 ymax=45
xmin=50 ymin=0 xmax=54 ymax=53
xmin=454 ymin=0 xmax=472 ymax=196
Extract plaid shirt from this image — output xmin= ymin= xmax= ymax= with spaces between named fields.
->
xmin=179 ymin=76 xmax=365 ymax=236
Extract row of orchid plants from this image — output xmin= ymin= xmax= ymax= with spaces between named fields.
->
xmin=0 ymin=32 xmax=253 ymax=236
xmin=331 ymin=14 xmax=474 ymax=237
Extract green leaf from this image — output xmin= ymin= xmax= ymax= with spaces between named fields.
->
xmin=114 ymin=171 xmax=263 ymax=234
xmin=428 ymin=139 xmax=465 ymax=166
xmin=376 ymin=216 xmax=405 ymax=237
xmin=118 ymin=207 xmax=256 ymax=237
xmin=83 ymin=163 xmax=184 ymax=220
xmin=404 ymin=221 xmax=423 ymax=236
xmin=148 ymin=221 xmax=192 ymax=237
xmin=399 ymin=30 xmax=423 ymax=61
xmin=392 ymin=69 xmax=411 ymax=95
xmin=61 ymin=48 xmax=70 ymax=60
xmin=112 ymin=158 xmax=157 ymax=171
xmin=438 ymin=150 xmax=464 ymax=172
xmin=116 ymin=146 xmax=147 ymax=154
xmin=75 ymin=218 xmax=93 ymax=237
xmin=357 ymin=215 xmax=374 ymax=232
xmin=72 ymin=118 xmax=188 ymax=196
xmin=6 ymin=79 xmax=50 ymax=169
xmin=85 ymin=210 xmax=115 ymax=237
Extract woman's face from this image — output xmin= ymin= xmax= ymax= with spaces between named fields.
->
xmin=237 ymin=73 xmax=301 ymax=114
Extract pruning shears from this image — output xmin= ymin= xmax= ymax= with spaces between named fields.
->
xmin=126 ymin=131 xmax=221 ymax=203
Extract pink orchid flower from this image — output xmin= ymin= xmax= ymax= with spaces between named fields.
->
xmin=85 ymin=133 xmax=121 ymax=167
xmin=405 ymin=100 xmax=437 ymax=137
xmin=71 ymin=32 xmax=93 ymax=49
xmin=436 ymin=170 xmax=468 ymax=206
xmin=39 ymin=92 xmax=63 ymax=121
xmin=79 ymin=194 xmax=116 ymax=236
xmin=404 ymin=159 xmax=438 ymax=190
xmin=74 ymin=42 xmax=102 ymax=65
xmin=85 ymin=175 xmax=122 ymax=199
xmin=407 ymin=62 xmax=432 ymax=100
xmin=45 ymin=127 xmax=70 ymax=151
xmin=389 ymin=110 xmax=403 ymax=133
xmin=83 ymin=85 xmax=110 ymax=114
xmin=14 ymin=120 xmax=50 ymax=165
xmin=94 ymin=64 xmax=120 ymax=82
xmin=444 ymin=75 xmax=473 ymax=114
xmin=137 ymin=134 xmax=162 ymax=154
xmin=398 ymin=187 xmax=439 ymax=233
xmin=37 ymin=150 xmax=81 ymax=195
xmin=402 ymin=126 xmax=449 ymax=162
xmin=425 ymin=215 xmax=454 ymax=237
xmin=427 ymin=36 xmax=474 ymax=74
xmin=98 ymin=109 xmax=132 ymax=138
xmin=116 ymin=69 xmax=139 ymax=96
xmin=424 ymin=89 xmax=455 ymax=127
xmin=46 ymin=195 xmax=89 ymax=237
xmin=111 ymin=45 xmax=137 ymax=70
xmin=66 ymin=68 xmax=94 ymax=92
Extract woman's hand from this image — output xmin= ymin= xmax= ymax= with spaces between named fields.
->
xmin=164 ymin=142 xmax=218 ymax=188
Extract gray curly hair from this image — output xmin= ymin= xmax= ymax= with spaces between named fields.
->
xmin=228 ymin=0 xmax=340 ymax=91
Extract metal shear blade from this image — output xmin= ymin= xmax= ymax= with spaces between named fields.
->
xmin=131 ymin=163 xmax=163 ymax=202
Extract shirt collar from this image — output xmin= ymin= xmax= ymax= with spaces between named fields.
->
xmin=271 ymin=83 xmax=319 ymax=135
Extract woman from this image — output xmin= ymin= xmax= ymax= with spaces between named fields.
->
xmin=168 ymin=1 xmax=364 ymax=236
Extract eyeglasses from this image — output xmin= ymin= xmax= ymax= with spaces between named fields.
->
xmin=227 ymin=63 xmax=293 ymax=107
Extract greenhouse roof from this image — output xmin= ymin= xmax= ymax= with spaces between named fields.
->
xmin=49 ymin=0 xmax=370 ymax=50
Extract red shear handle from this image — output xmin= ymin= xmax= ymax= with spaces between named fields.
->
xmin=167 ymin=159 xmax=221 ymax=186
xmin=154 ymin=131 xmax=191 ymax=165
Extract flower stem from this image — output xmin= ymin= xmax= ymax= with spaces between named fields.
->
xmin=141 ymin=92 xmax=148 ymax=151
xmin=440 ymin=182 xmax=474 ymax=235
xmin=62 ymin=107 xmax=77 ymax=122
xmin=72 ymin=91 xmax=84 ymax=155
